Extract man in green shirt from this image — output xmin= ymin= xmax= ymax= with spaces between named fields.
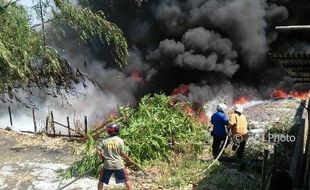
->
xmin=96 ymin=123 xmax=133 ymax=190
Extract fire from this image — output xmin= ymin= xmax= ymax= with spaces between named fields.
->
xmin=271 ymin=88 xmax=309 ymax=100
xmin=130 ymin=71 xmax=143 ymax=81
xmin=270 ymin=89 xmax=287 ymax=99
xmin=198 ymin=112 xmax=209 ymax=123
xmin=179 ymin=102 xmax=210 ymax=123
xmin=288 ymin=91 xmax=309 ymax=100
xmin=184 ymin=106 xmax=195 ymax=116
xmin=171 ymin=84 xmax=189 ymax=96
xmin=233 ymin=96 xmax=251 ymax=105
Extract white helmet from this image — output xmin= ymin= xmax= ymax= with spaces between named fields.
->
xmin=234 ymin=104 xmax=243 ymax=113
xmin=217 ymin=103 xmax=227 ymax=112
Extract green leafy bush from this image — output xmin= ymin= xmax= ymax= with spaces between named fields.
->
xmin=118 ymin=94 xmax=206 ymax=163
xmin=61 ymin=94 xmax=207 ymax=178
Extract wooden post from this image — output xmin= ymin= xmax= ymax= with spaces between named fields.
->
xmin=32 ymin=108 xmax=37 ymax=132
xmin=273 ymin=145 xmax=277 ymax=172
xmin=51 ymin=111 xmax=55 ymax=135
xmin=8 ymin=106 xmax=13 ymax=127
xmin=67 ymin=116 xmax=71 ymax=138
xmin=45 ymin=116 xmax=49 ymax=133
xmin=84 ymin=116 xmax=88 ymax=134
xmin=261 ymin=149 xmax=269 ymax=190
xmin=303 ymin=122 xmax=310 ymax=189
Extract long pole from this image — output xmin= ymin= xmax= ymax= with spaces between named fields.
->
xmin=45 ymin=116 xmax=49 ymax=133
xmin=275 ymin=25 xmax=310 ymax=31
xmin=84 ymin=116 xmax=88 ymax=134
xmin=57 ymin=168 xmax=94 ymax=190
xmin=67 ymin=116 xmax=71 ymax=138
xmin=32 ymin=108 xmax=37 ymax=132
xmin=8 ymin=106 xmax=13 ymax=127
xmin=51 ymin=111 xmax=55 ymax=135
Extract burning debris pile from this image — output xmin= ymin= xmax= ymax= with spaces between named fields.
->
xmin=270 ymin=88 xmax=309 ymax=100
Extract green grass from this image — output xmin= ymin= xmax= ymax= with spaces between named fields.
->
xmin=156 ymin=155 xmax=209 ymax=188
xmin=149 ymin=154 xmax=261 ymax=190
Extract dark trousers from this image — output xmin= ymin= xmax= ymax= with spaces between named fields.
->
xmin=236 ymin=141 xmax=246 ymax=159
xmin=212 ymin=135 xmax=229 ymax=158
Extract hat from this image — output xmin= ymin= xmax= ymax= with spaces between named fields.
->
xmin=217 ymin=103 xmax=227 ymax=112
xmin=106 ymin=123 xmax=120 ymax=136
xmin=234 ymin=104 xmax=243 ymax=113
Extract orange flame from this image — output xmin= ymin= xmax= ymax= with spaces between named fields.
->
xmin=233 ymin=96 xmax=251 ymax=105
xmin=198 ymin=112 xmax=209 ymax=123
xmin=288 ymin=91 xmax=309 ymax=100
xmin=271 ymin=88 xmax=308 ymax=100
xmin=130 ymin=71 xmax=143 ymax=81
xmin=171 ymin=84 xmax=189 ymax=96
xmin=270 ymin=88 xmax=287 ymax=99
xmin=184 ymin=106 xmax=195 ymax=116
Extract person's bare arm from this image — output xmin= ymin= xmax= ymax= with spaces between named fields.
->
xmin=96 ymin=148 xmax=104 ymax=161
xmin=121 ymin=152 xmax=134 ymax=166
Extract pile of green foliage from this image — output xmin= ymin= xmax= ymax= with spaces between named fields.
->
xmin=118 ymin=94 xmax=205 ymax=162
xmin=61 ymin=94 xmax=206 ymax=178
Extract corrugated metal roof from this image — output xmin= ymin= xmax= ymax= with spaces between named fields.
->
xmin=271 ymin=53 xmax=310 ymax=83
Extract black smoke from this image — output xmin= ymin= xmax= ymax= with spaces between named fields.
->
xmin=53 ymin=0 xmax=310 ymax=105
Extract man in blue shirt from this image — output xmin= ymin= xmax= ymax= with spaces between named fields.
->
xmin=211 ymin=103 xmax=229 ymax=158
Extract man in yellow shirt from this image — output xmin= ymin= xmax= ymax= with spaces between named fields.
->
xmin=229 ymin=104 xmax=248 ymax=159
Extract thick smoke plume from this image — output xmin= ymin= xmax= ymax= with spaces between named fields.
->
xmin=149 ymin=27 xmax=239 ymax=77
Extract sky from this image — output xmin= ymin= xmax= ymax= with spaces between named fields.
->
xmin=18 ymin=0 xmax=39 ymax=25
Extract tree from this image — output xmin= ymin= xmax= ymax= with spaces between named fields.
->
xmin=0 ymin=0 xmax=128 ymax=103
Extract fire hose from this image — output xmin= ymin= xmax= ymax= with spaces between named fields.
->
xmin=207 ymin=134 xmax=229 ymax=170
xmin=198 ymin=103 xmax=264 ymax=176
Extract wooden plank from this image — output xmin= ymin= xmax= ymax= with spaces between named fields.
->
xmin=20 ymin=131 xmax=84 ymax=138
xmin=53 ymin=120 xmax=86 ymax=137
xmin=20 ymin=130 xmax=36 ymax=134
xmin=293 ymin=80 xmax=310 ymax=83
xmin=46 ymin=134 xmax=83 ymax=138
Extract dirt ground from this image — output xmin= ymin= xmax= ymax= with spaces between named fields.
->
xmin=0 ymin=130 xmax=100 ymax=190
xmin=0 ymin=130 xmax=164 ymax=190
